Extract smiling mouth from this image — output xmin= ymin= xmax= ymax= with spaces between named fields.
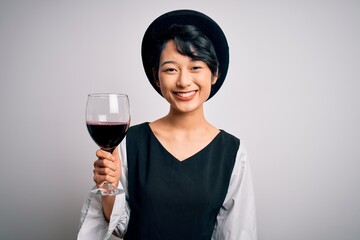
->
xmin=174 ymin=90 xmax=196 ymax=98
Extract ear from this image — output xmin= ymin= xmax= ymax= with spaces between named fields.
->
xmin=152 ymin=68 xmax=160 ymax=87
xmin=211 ymin=70 xmax=219 ymax=85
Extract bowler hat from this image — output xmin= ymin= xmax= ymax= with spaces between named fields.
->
xmin=141 ymin=9 xmax=229 ymax=100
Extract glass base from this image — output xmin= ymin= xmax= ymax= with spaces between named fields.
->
xmin=91 ymin=182 xmax=124 ymax=196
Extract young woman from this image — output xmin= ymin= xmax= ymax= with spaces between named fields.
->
xmin=78 ymin=9 xmax=257 ymax=240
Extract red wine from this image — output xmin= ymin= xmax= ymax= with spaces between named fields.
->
xmin=86 ymin=121 xmax=129 ymax=152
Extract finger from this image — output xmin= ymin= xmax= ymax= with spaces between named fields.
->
xmin=111 ymin=147 xmax=121 ymax=165
xmin=96 ymin=149 xmax=115 ymax=161
xmin=94 ymin=159 xmax=117 ymax=171
xmin=93 ymin=172 xmax=117 ymax=185
xmin=112 ymin=147 xmax=119 ymax=157
xmin=94 ymin=167 xmax=118 ymax=178
xmin=112 ymin=147 xmax=122 ymax=169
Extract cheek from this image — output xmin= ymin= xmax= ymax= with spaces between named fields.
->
xmin=157 ymin=79 xmax=171 ymax=97
xmin=158 ymin=74 xmax=175 ymax=89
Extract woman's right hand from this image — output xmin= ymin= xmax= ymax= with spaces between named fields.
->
xmin=93 ymin=147 xmax=122 ymax=189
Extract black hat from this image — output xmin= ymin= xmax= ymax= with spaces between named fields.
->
xmin=141 ymin=9 xmax=229 ymax=100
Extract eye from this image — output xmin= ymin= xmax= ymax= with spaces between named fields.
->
xmin=164 ymin=68 xmax=177 ymax=73
xmin=192 ymin=66 xmax=202 ymax=70
xmin=190 ymin=60 xmax=206 ymax=71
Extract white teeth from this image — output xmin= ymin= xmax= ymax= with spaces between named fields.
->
xmin=176 ymin=91 xmax=195 ymax=97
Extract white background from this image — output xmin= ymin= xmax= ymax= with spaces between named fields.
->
xmin=0 ymin=0 xmax=359 ymax=239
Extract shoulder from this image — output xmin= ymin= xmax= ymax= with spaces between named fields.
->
xmin=126 ymin=122 xmax=150 ymax=144
xmin=219 ymin=129 xmax=240 ymax=148
xmin=218 ymin=130 xmax=250 ymax=162
xmin=128 ymin=122 xmax=149 ymax=135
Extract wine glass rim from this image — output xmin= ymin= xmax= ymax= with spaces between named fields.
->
xmin=88 ymin=93 xmax=128 ymax=97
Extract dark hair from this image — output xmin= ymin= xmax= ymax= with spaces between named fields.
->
xmin=153 ymin=24 xmax=219 ymax=81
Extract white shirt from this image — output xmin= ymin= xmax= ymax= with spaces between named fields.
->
xmin=77 ymin=138 xmax=257 ymax=240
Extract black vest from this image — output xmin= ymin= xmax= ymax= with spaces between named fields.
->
xmin=124 ymin=123 xmax=239 ymax=240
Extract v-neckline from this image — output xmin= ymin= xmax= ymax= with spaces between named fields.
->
xmin=146 ymin=122 xmax=222 ymax=163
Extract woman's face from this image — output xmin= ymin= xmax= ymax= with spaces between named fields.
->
xmin=157 ymin=40 xmax=218 ymax=114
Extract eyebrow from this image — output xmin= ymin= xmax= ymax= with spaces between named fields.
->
xmin=160 ymin=59 xmax=203 ymax=67
xmin=160 ymin=61 xmax=177 ymax=67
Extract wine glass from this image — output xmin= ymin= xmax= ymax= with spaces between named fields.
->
xmin=86 ymin=93 xmax=130 ymax=195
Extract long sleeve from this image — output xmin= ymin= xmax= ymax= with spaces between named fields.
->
xmin=211 ymin=142 xmax=257 ymax=240
xmin=77 ymin=139 xmax=130 ymax=240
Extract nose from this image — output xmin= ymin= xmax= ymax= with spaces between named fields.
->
xmin=176 ymin=70 xmax=192 ymax=88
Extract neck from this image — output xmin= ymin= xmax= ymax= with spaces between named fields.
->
xmin=164 ymin=106 xmax=208 ymax=131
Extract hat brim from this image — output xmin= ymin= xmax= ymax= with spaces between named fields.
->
xmin=141 ymin=9 xmax=229 ymax=100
